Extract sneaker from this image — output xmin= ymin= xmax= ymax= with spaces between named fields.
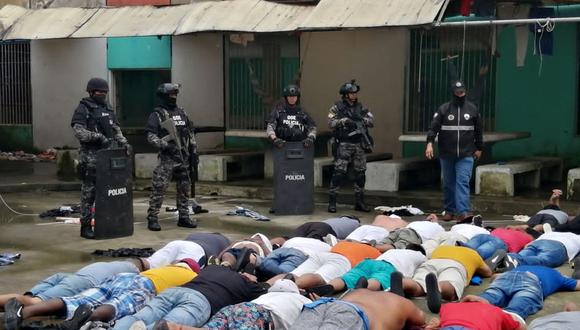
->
xmin=503 ymin=255 xmax=519 ymax=271
xmin=4 ymin=298 xmax=23 ymax=330
xmin=206 ymin=255 xmax=220 ymax=266
xmin=471 ymin=214 xmax=484 ymax=227
xmin=323 ymin=234 xmax=338 ymax=247
xmin=354 ymin=277 xmax=368 ymax=289
xmin=485 ymin=249 xmax=507 ymax=271
xmin=59 ymin=304 xmax=93 ymax=330
xmin=128 ymin=320 xmax=147 ymax=330
xmin=543 ymin=223 xmax=553 ymax=234
xmin=425 ymin=273 xmax=441 ymax=314
xmin=389 ymin=271 xmax=404 ymax=297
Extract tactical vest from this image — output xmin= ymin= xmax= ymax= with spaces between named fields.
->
xmin=77 ymin=100 xmax=116 ymax=149
xmin=154 ymin=106 xmax=192 ymax=153
xmin=275 ymin=107 xmax=309 ymax=141
xmin=332 ymin=101 xmax=364 ymax=142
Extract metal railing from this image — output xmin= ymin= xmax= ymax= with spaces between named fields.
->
xmin=406 ymin=26 xmax=496 ymax=133
xmin=0 ymin=41 xmax=32 ymax=125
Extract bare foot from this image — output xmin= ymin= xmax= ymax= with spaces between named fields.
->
xmin=426 ymin=214 xmax=439 ymax=222
xmin=549 ymin=189 xmax=562 ymax=206
xmin=564 ymin=302 xmax=579 ymax=312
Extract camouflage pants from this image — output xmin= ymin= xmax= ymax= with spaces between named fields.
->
xmin=79 ymin=149 xmax=97 ymax=225
xmin=330 ymin=142 xmax=367 ymax=193
xmin=147 ymin=156 xmax=190 ymax=220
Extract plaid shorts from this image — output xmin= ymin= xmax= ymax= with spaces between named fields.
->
xmin=61 ymin=273 xmax=155 ymax=320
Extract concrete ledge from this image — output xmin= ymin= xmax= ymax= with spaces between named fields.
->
xmin=476 ymin=160 xmax=542 ymax=196
xmin=199 ymin=152 xmax=263 ymax=182
xmin=135 ymin=153 xmax=157 ymax=179
xmin=314 ymin=153 xmax=393 ymax=188
xmin=527 ymin=156 xmax=564 ymax=182
xmin=567 ymin=168 xmax=580 ymax=200
xmin=365 ymin=157 xmax=437 ymax=192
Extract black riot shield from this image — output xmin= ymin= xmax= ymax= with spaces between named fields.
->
xmin=94 ymin=148 xmax=134 ymax=239
xmin=273 ymin=141 xmax=314 ymax=215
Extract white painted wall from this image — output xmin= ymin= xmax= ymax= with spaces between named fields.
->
xmin=300 ymin=28 xmax=409 ymax=157
xmin=172 ymin=33 xmax=225 ymax=151
xmin=31 ymin=38 xmax=107 ymax=149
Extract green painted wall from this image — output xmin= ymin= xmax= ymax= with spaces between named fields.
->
xmin=107 ymin=36 xmax=171 ymax=69
xmin=493 ymin=23 xmax=580 ymax=165
xmin=0 ymin=126 xmax=33 ymax=152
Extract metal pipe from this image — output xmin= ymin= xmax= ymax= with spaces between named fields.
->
xmin=436 ymin=16 xmax=580 ymax=27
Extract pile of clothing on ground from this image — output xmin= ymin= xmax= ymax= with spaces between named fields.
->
xmin=0 ymin=149 xmax=56 ymax=162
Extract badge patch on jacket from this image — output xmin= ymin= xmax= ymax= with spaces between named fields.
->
xmin=464 ymin=114 xmax=470 ymax=120
xmin=448 ymin=114 xmax=455 ymax=120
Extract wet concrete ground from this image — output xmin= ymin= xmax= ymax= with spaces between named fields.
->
xmin=1 ymin=189 xmax=580 ymax=327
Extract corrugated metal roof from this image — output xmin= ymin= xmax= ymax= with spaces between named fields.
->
xmin=0 ymin=5 xmax=28 ymax=37
xmin=175 ymin=0 xmax=313 ymax=34
xmin=3 ymin=7 xmax=98 ymax=40
xmin=72 ymin=5 xmax=189 ymax=38
xmin=301 ymin=0 xmax=447 ymax=29
xmin=0 ymin=0 xmax=447 ymax=40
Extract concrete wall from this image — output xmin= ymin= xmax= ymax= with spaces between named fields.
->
xmin=172 ymin=33 xmax=225 ymax=151
xmin=31 ymin=38 xmax=107 ymax=149
xmin=300 ymin=28 xmax=408 ymax=157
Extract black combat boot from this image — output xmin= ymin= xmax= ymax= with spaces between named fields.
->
xmin=328 ymin=193 xmax=337 ymax=213
xmin=177 ymin=216 xmax=198 ymax=228
xmin=80 ymin=218 xmax=95 ymax=239
xmin=147 ymin=216 xmax=161 ymax=231
xmin=354 ymin=192 xmax=371 ymax=212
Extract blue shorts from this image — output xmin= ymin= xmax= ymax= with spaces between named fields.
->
xmin=341 ymin=259 xmax=396 ymax=290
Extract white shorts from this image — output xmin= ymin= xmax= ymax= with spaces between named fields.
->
xmin=412 ymin=259 xmax=468 ymax=298
xmin=291 ymin=252 xmax=351 ymax=283
xmin=146 ymin=240 xmax=205 ymax=269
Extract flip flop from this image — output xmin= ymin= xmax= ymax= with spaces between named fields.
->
xmin=389 ymin=271 xmax=404 ymax=297
xmin=425 ymin=273 xmax=441 ymax=314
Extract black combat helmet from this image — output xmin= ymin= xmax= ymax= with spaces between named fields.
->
xmin=283 ymin=84 xmax=301 ymax=97
xmin=86 ymin=78 xmax=109 ymax=93
xmin=339 ymin=79 xmax=360 ymax=95
xmin=156 ymin=83 xmax=180 ymax=97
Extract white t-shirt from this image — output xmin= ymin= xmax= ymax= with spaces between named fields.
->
xmin=537 ymin=232 xmax=580 ymax=260
xmin=406 ymin=221 xmax=445 ymax=242
xmin=146 ymin=240 xmax=205 ymax=269
xmin=282 ymin=237 xmax=331 ymax=256
xmin=252 ymin=292 xmax=312 ymax=330
xmin=376 ymin=249 xmax=427 ymax=278
xmin=450 ymin=224 xmax=490 ymax=240
xmin=346 ymin=225 xmax=389 ymax=242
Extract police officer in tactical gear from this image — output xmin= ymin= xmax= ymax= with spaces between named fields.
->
xmin=145 ymin=83 xmax=198 ymax=231
xmin=327 ymin=80 xmax=374 ymax=213
xmin=426 ymin=80 xmax=483 ymax=222
xmin=266 ymin=84 xmax=316 ymax=147
xmin=71 ymin=77 xmax=128 ymax=239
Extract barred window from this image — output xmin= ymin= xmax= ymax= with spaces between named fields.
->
xmin=0 ymin=40 xmax=32 ymax=125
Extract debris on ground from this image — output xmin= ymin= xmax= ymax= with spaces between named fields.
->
xmin=0 ymin=148 xmax=57 ymax=162
xmin=226 ymin=206 xmax=270 ymax=221
xmin=39 ymin=205 xmax=81 ymax=218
